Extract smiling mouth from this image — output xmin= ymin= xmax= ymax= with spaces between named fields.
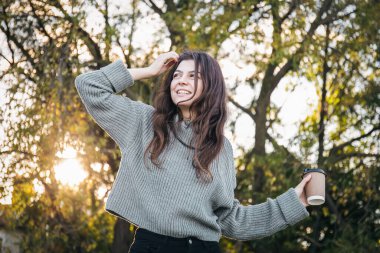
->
xmin=176 ymin=90 xmax=191 ymax=95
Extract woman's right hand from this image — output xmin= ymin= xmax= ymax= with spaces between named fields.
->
xmin=294 ymin=174 xmax=312 ymax=207
xmin=147 ymin=51 xmax=179 ymax=77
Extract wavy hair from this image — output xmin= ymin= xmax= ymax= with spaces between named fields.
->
xmin=144 ymin=51 xmax=227 ymax=183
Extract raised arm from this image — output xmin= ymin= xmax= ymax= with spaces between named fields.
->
xmin=75 ymin=60 xmax=153 ymax=150
xmin=75 ymin=52 xmax=179 ymax=150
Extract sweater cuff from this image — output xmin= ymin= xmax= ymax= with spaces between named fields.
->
xmin=101 ymin=59 xmax=134 ymax=93
xmin=276 ymin=188 xmax=309 ymax=225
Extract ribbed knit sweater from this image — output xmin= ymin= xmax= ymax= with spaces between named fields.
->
xmin=75 ymin=60 xmax=309 ymax=242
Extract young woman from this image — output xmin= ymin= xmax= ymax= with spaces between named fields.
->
xmin=75 ymin=51 xmax=311 ymax=253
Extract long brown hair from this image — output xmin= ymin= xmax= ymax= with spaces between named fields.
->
xmin=144 ymin=51 xmax=227 ymax=182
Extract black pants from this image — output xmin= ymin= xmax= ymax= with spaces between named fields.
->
xmin=128 ymin=228 xmax=221 ymax=253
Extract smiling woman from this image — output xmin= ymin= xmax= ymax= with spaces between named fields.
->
xmin=54 ymin=147 xmax=87 ymax=187
xmin=75 ymin=50 xmax=311 ymax=253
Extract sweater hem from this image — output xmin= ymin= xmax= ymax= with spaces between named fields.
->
xmin=104 ymin=205 xmax=221 ymax=242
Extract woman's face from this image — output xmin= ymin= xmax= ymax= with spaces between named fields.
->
xmin=170 ymin=60 xmax=204 ymax=117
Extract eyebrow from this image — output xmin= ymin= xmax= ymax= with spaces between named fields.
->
xmin=174 ymin=70 xmax=200 ymax=74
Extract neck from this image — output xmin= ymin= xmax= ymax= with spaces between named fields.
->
xmin=179 ymin=107 xmax=192 ymax=120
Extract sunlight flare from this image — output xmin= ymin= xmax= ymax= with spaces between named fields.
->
xmin=54 ymin=147 xmax=87 ymax=187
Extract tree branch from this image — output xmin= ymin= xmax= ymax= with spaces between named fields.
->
xmin=28 ymin=0 xmax=54 ymax=43
xmin=327 ymin=152 xmax=380 ymax=164
xmin=0 ymin=17 xmax=39 ymax=73
xmin=265 ymin=132 xmax=304 ymax=167
xmin=279 ymin=0 xmax=298 ymax=25
xmin=228 ymin=95 xmax=256 ymax=122
xmin=272 ymin=0 xmax=334 ymax=86
xmin=50 ymin=0 xmax=103 ymax=64
xmin=0 ymin=150 xmax=37 ymax=157
xmin=143 ymin=0 xmax=164 ymax=15
xmin=329 ymin=125 xmax=380 ymax=155
xmin=164 ymin=0 xmax=176 ymax=12
xmin=320 ymin=8 xmax=357 ymax=25
xmin=0 ymin=52 xmax=12 ymax=65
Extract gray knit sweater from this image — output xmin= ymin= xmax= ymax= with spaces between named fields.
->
xmin=75 ymin=60 xmax=309 ymax=242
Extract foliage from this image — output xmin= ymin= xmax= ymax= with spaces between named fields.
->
xmin=0 ymin=0 xmax=379 ymax=252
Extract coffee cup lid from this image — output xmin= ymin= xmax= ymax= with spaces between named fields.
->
xmin=302 ymin=168 xmax=327 ymax=177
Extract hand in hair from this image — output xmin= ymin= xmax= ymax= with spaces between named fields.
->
xmin=148 ymin=51 xmax=179 ymax=76
xmin=128 ymin=51 xmax=179 ymax=81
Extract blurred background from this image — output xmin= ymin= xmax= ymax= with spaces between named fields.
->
xmin=0 ymin=0 xmax=379 ymax=252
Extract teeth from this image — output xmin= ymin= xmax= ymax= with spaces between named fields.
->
xmin=177 ymin=90 xmax=191 ymax=94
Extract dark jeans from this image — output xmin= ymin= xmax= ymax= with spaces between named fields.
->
xmin=128 ymin=228 xmax=221 ymax=253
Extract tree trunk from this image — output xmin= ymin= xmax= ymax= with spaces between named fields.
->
xmin=252 ymin=76 xmax=274 ymax=197
xmin=111 ymin=219 xmax=135 ymax=253
xmin=310 ymin=24 xmax=330 ymax=253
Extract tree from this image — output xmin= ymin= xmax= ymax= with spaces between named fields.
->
xmin=225 ymin=0 xmax=380 ymax=252
xmin=0 ymin=0 xmax=147 ymax=251
xmin=296 ymin=3 xmax=380 ymax=251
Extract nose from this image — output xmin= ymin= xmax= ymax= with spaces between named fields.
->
xmin=177 ymin=76 xmax=189 ymax=85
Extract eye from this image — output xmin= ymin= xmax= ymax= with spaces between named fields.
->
xmin=173 ymin=73 xmax=179 ymax=78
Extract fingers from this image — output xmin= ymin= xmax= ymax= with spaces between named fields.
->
xmin=303 ymin=174 xmax=312 ymax=183
xmin=164 ymin=58 xmax=176 ymax=67
xmin=298 ymin=174 xmax=312 ymax=190
xmin=299 ymin=175 xmax=311 ymax=207
xmin=300 ymin=174 xmax=312 ymax=187
xmin=149 ymin=51 xmax=179 ymax=76
xmin=295 ymin=174 xmax=311 ymax=197
xmin=167 ymin=51 xmax=179 ymax=59
xmin=163 ymin=51 xmax=179 ymax=66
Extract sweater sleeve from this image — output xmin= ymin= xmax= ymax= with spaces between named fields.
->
xmin=75 ymin=60 xmax=153 ymax=150
xmin=216 ymin=142 xmax=309 ymax=241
